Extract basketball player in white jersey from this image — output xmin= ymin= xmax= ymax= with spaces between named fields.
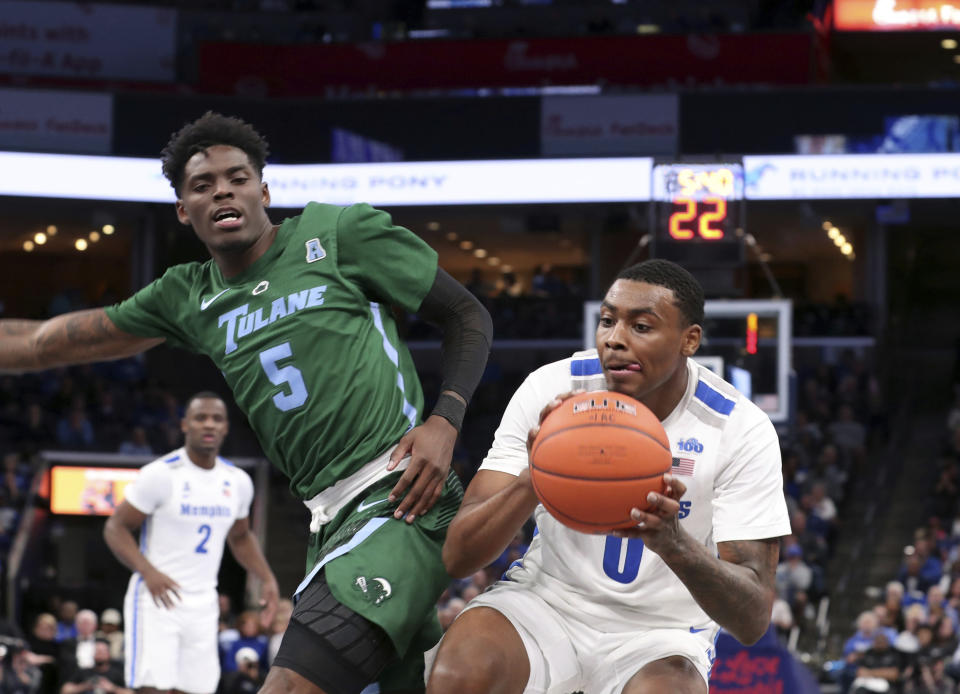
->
xmin=103 ymin=392 xmax=279 ymax=694
xmin=426 ymin=260 xmax=792 ymax=694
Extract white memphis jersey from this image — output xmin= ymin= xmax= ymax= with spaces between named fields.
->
xmin=123 ymin=448 xmax=254 ymax=595
xmin=480 ymin=349 xmax=791 ymax=632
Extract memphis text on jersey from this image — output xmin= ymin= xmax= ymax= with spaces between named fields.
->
xmin=180 ymin=502 xmax=233 ymax=517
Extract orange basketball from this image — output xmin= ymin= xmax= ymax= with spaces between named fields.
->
xmin=529 ymin=390 xmax=672 ymax=534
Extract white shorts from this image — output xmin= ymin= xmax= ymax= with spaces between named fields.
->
xmin=427 ymin=582 xmax=716 ymax=694
xmin=124 ymin=577 xmax=220 ymax=694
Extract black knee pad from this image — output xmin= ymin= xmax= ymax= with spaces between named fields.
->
xmin=273 ymin=571 xmax=396 ymax=694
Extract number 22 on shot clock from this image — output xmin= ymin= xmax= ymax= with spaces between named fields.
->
xmin=652 ymin=163 xmax=744 ymax=241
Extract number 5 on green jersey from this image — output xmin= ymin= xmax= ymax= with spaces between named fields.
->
xmin=259 ymin=342 xmax=308 ymax=411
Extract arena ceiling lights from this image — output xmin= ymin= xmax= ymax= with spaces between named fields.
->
xmin=2 ymin=151 xmax=960 ymax=205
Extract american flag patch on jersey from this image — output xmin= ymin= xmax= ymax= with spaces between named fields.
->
xmin=672 ymin=457 xmax=696 ymax=476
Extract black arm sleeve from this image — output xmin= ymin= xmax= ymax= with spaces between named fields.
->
xmin=415 ymin=268 xmax=493 ymax=430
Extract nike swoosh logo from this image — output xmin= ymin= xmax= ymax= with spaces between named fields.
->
xmin=200 ymin=288 xmax=230 ymax=311
xmin=356 ymin=498 xmax=389 ymax=513
xmin=689 ymin=627 xmax=708 ymax=633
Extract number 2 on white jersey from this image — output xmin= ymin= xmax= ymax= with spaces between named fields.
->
xmin=259 ymin=342 xmax=308 ymax=411
xmin=195 ymin=524 xmax=211 ymax=554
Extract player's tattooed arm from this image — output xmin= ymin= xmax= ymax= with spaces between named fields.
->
xmin=663 ymin=536 xmax=780 ymax=645
xmin=0 ymin=308 xmax=163 ymax=372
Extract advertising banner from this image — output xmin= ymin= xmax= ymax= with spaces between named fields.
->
xmin=541 ymin=94 xmax=677 ymax=156
xmin=834 ymin=0 xmax=960 ymax=30
xmin=743 ymin=153 xmax=960 ymax=199
xmin=0 ymin=88 xmax=112 ymax=153
xmin=0 ymin=152 xmax=654 ymax=206
xmin=0 ymin=1 xmax=176 ymax=81
xmin=197 ymin=33 xmax=811 ymax=96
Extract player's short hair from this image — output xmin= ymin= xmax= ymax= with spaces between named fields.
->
xmin=185 ymin=391 xmax=226 ymax=412
xmin=614 ymin=259 xmax=705 ymax=327
xmin=161 ymin=111 xmax=270 ymax=196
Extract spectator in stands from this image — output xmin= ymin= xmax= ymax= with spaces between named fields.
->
xmin=59 ymin=639 xmax=130 ymax=694
xmin=1 ymin=642 xmax=42 ymax=694
xmin=901 ymin=543 xmax=943 ymax=601
xmin=906 ymin=625 xmax=956 ymax=694
xmin=896 ymin=603 xmax=930 ymax=654
xmin=808 ymin=479 xmax=839 ymax=526
xmin=218 ymin=646 xmax=263 ymax=694
xmin=55 ymin=407 xmax=95 ymax=450
xmin=530 ymin=264 xmax=567 ymax=298
xmin=116 ymin=426 xmax=152 ymax=456
xmin=829 ymin=404 xmax=868 ymax=465
xmin=94 ymin=610 xmax=123 ymax=663
xmin=850 ymin=631 xmax=904 ymax=694
xmin=58 ymin=609 xmax=98 ymax=681
xmin=222 ymin=611 xmax=267 ymax=673
xmin=776 ymin=544 xmax=813 ymax=605
xmin=790 ymin=508 xmax=829 ymax=568
xmin=791 ymin=409 xmax=823 ymax=457
xmin=54 ymin=603 xmax=77 ymax=643
xmin=844 ymin=609 xmax=900 ymax=691
xmin=811 ymin=442 xmax=849 ymax=502
xmin=882 ymin=581 xmax=908 ymax=632
xmin=2 ymin=452 xmax=28 ymax=507
xmin=947 ymin=579 xmax=960 ymax=616
xmin=929 ymin=586 xmax=959 ymax=631
xmin=27 ymin=613 xmax=60 ymax=694
xmin=904 ymin=652 xmax=956 ymax=694
xmin=494 ymin=271 xmax=524 ymax=298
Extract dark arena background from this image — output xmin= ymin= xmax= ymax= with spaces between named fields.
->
xmin=1 ymin=1 xmax=959 ymax=693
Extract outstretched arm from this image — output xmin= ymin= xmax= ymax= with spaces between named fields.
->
xmin=0 ymin=308 xmax=163 ymax=373
xmin=226 ymin=517 xmax=280 ymax=630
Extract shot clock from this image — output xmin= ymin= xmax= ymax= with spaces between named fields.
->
xmin=650 ymin=163 xmax=745 ymax=266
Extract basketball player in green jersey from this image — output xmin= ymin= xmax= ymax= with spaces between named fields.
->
xmin=0 ymin=112 xmax=493 ymax=694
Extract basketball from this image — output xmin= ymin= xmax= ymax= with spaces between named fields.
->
xmin=529 ymin=390 xmax=672 ymax=534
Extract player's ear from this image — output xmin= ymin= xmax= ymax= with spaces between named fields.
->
xmin=180 ymin=417 xmax=188 ymax=435
xmin=681 ymin=323 xmax=701 ymax=357
xmin=175 ymin=200 xmax=191 ymax=226
xmin=261 ymin=182 xmax=270 ymax=208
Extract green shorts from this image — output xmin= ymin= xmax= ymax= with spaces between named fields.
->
xmin=298 ymin=469 xmax=463 ymax=686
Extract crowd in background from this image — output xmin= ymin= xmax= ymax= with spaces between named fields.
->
xmin=0 ymin=590 xmax=295 ymax=694
xmin=822 ymin=387 xmax=960 ymax=694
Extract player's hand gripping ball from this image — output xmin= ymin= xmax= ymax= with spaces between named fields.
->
xmin=529 ymin=391 xmax=672 ymax=534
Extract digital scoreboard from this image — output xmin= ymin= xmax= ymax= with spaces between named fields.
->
xmin=651 ymin=163 xmax=745 ymax=266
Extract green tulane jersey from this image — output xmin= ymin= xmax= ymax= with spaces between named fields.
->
xmin=105 ymin=202 xmax=438 ymax=501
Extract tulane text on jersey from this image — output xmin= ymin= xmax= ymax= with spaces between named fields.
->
xmin=217 ymin=285 xmax=327 ymax=355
